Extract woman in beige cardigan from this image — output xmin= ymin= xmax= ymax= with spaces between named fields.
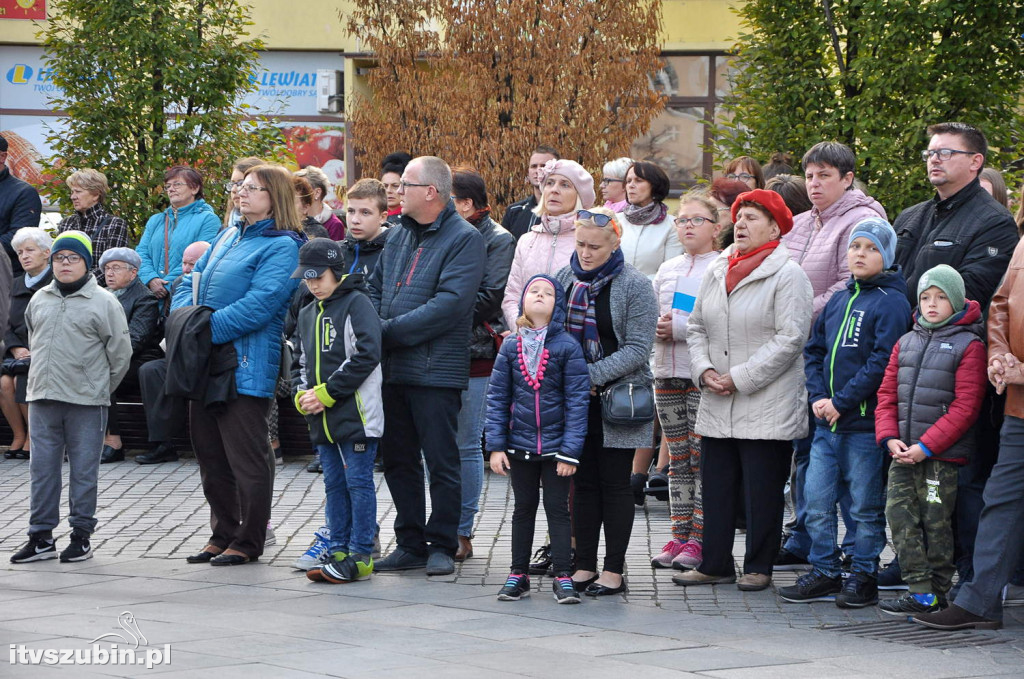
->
xmin=676 ymin=189 xmax=812 ymax=592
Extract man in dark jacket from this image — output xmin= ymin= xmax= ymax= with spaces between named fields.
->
xmin=501 ymin=145 xmax=558 ymax=241
xmin=892 ymin=122 xmax=1020 ymax=591
xmin=368 ymin=156 xmax=485 ymax=576
xmin=99 ymin=248 xmax=163 ymax=462
xmin=0 ymin=134 xmax=42 ymax=275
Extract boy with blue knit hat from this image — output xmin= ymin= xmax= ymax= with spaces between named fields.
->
xmin=875 ymin=264 xmax=988 ymax=616
xmin=780 ymin=217 xmax=912 ymax=608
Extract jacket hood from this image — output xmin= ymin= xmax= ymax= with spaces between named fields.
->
xmin=845 ymin=266 xmax=907 ymax=295
xmin=819 ymin=188 xmax=887 ymax=221
xmin=913 ymin=298 xmax=985 ymax=339
xmin=166 ymin=198 xmax=216 ymax=218
xmin=519 ymin=273 xmax=567 ymax=335
xmin=344 ymin=227 xmax=388 ymax=251
xmin=328 ymin=272 xmax=368 ymax=298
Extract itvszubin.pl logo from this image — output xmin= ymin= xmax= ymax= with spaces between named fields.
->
xmin=9 ymin=611 xmax=171 ymax=669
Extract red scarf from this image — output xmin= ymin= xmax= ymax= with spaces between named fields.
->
xmin=387 ymin=206 xmax=402 ymax=217
xmin=725 ymin=240 xmax=779 ymax=294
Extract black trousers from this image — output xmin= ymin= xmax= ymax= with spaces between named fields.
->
xmin=138 ymin=358 xmax=187 ymax=443
xmin=107 ymin=359 xmax=143 ymax=437
xmin=700 ymin=436 xmax=792 ymax=577
xmin=189 ymin=395 xmax=273 ymax=558
xmin=381 ymin=384 xmax=462 ymax=557
xmin=509 ymin=457 xmax=572 ymax=574
xmin=573 ymin=397 xmax=634 ymax=575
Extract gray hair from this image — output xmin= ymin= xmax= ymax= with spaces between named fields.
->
xmin=602 ymin=157 xmax=633 ymax=181
xmin=415 ymin=156 xmax=452 ymax=198
xmin=294 ymin=166 xmax=333 ymax=202
xmin=12 ymin=226 xmax=53 ymax=252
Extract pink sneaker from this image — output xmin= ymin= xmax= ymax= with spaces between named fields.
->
xmin=651 ymin=539 xmax=684 ymax=568
xmin=671 ymin=540 xmax=702 ymax=570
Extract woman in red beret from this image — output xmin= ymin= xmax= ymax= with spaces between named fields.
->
xmin=674 ymin=189 xmax=813 ymax=592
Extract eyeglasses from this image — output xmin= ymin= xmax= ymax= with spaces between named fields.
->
xmin=224 ymin=180 xmax=243 ymax=190
xmin=236 ymin=184 xmax=269 ymax=194
xmin=103 ymin=264 xmax=134 ymax=273
xmin=675 ymin=216 xmax=716 ymax=227
xmin=163 ymin=181 xmax=189 ymax=190
xmin=398 ymin=181 xmax=431 ymax=191
xmin=599 ymin=178 xmax=624 ymax=185
xmin=54 ymin=253 xmax=83 ymax=264
xmin=577 ymin=210 xmax=615 ymax=227
xmin=726 ymin=173 xmax=755 ymax=181
xmin=921 ymin=148 xmax=977 ymax=161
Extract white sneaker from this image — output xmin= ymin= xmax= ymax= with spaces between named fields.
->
xmin=292 ymin=526 xmax=330 ymax=571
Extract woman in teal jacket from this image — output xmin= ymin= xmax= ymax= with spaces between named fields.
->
xmin=136 ymin=166 xmax=221 ymax=304
xmin=174 ymin=163 xmax=302 ymax=566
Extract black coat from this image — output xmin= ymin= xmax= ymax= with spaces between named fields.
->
xmin=468 ymin=217 xmax=515 ymax=359
xmin=340 ymin=228 xmax=389 ymax=278
xmin=164 ymin=305 xmax=237 ymax=411
xmin=116 ymin=276 xmax=163 ymax=362
xmin=893 ymin=177 xmax=1019 ymax=311
xmin=501 ymin=195 xmax=539 ymax=242
xmin=0 ymin=166 xmax=42 ymax=274
xmin=5 ymin=269 xmax=52 ymax=352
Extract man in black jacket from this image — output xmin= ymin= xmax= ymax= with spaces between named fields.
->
xmin=893 ymin=121 xmax=1020 ymax=591
xmin=0 ymin=135 xmax=42 ymax=275
xmin=368 ymin=156 xmax=485 ymax=576
xmin=501 ymin=145 xmax=559 ymax=241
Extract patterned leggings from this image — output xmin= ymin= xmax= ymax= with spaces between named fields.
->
xmin=655 ymin=377 xmax=703 ymax=543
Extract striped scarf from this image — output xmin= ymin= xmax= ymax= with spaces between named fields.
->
xmin=566 ymin=248 xmax=625 ymax=362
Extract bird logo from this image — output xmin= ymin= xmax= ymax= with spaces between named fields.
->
xmin=89 ymin=611 xmax=149 ymax=649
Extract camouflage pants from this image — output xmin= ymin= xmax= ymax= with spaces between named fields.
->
xmin=655 ymin=378 xmax=703 ymax=543
xmin=885 ymin=458 xmax=959 ymax=595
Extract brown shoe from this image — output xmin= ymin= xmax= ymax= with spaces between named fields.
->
xmin=672 ymin=570 xmax=736 ymax=586
xmin=737 ymin=573 xmax=772 ymax=591
xmin=454 ymin=536 xmax=473 ymax=562
xmin=912 ymin=604 xmax=1002 ymax=630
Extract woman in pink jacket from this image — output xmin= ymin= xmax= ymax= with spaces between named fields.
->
xmin=501 ymin=160 xmax=596 ymax=331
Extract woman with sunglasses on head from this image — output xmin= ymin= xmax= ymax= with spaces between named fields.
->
xmin=175 ymin=163 xmax=303 ymax=567
xmin=501 ymin=159 xmax=596 ymax=332
xmin=615 ymin=161 xmax=683 ymax=281
xmin=600 ymin=157 xmax=632 ymax=214
xmin=136 ymin=166 xmax=221 ymax=306
xmin=555 ymin=206 xmax=659 ymax=597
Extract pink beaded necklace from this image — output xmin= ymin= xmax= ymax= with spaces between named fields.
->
xmin=516 ymin=337 xmax=550 ymax=391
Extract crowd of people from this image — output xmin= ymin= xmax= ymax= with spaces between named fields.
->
xmin=1 ymin=121 xmax=1024 ymax=629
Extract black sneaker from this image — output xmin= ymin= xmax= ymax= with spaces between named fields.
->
xmin=10 ymin=533 xmax=56 ymax=563
xmin=497 ymin=572 xmax=531 ymax=601
xmin=778 ymin=570 xmax=842 ymax=603
xmin=552 ymin=574 xmax=581 ymax=604
xmin=59 ymin=529 xmax=93 ymax=562
xmin=877 ymin=560 xmax=908 ymax=590
xmin=879 ymin=592 xmax=946 ymax=616
xmin=374 ymin=548 xmax=426 ymax=571
xmin=774 ymin=548 xmax=811 ymax=571
xmin=528 ymin=544 xmax=551 ymax=575
xmin=836 ymin=572 xmax=878 ymax=608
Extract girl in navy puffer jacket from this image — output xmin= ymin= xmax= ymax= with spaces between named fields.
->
xmin=485 ymin=274 xmax=589 ymax=603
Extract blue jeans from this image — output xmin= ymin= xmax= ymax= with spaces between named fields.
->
xmin=456 ymin=376 xmax=488 ymax=538
xmin=320 ymin=439 xmax=378 ymax=557
xmin=804 ymin=427 xmax=886 ymax=578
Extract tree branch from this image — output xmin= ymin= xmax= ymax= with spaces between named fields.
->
xmin=820 ymin=0 xmax=846 ymax=76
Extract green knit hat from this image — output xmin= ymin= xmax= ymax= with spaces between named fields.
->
xmin=917 ymin=264 xmax=965 ymax=313
xmin=51 ymin=230 xmax=94 ymax=270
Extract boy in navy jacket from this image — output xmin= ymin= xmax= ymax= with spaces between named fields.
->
xmin=779 ymin=218 xmax=911 ymax=608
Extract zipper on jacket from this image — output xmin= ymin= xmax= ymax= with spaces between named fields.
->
xmin=827 ymin=281 xmax=861 ymax=432
xmin=860 ymin=401 xmax=867 ymax=417
xmin=904 ymin=330 xmax=934 ymax=445
xmin=314 ymin=300 xmax=334 ymax=444
xmin=535 ymin=391 xmax=542 ymax=456
xmin=397 ymin=247 xmax=423 ymax=290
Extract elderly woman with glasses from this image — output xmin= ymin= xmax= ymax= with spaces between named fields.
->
xmin=56 ymin=169 xmax=129 ymax=283
xmin=600 ymin=157 xmax=632 ymax=213
xmin=554 ymin=206 xmax=659 ymax=597
xmin=136 ymin=165 xmax=221 ymax=305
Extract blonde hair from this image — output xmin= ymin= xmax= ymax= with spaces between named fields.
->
xmin=574 ymin=205 xmax=620 ymax=238
xmin=243 ymin=164 xmax=303 ymax=231
xmin=533 ymin=175 xmax=584 ymax=217
xmin=66 ymin=168 xmax=109 ymax=203
xmin=677 ymin=190 xmax=720 ymax=222
xmin=295 ymin=166 xmax=333 ymax=203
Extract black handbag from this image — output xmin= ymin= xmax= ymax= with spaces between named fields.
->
xmin=600 ymin=382 xmax=654 ymax=426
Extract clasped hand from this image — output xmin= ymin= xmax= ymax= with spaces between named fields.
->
xmin=701 ymin=369 xmax=735 ymax=396
xmin=988 ymin=352 xmax=1024 ymax=395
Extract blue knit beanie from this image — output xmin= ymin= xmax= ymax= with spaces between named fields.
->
xmin=849 ymin=217 xmax=897 ymax=270
xmin=50 ymin=230 xmax=94 ymax=270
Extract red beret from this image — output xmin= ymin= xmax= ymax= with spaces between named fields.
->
xmin=731 ymin=189 xmax=794 ymax=236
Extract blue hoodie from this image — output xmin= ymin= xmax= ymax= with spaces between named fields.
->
xmin=804 ymin=268 xmax=912 ymax=433
xmin=483 ymin=274 xmax=590 ymax=464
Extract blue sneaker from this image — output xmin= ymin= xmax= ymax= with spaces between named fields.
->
xmin=292 ymin=526 xmax=330 ymax=571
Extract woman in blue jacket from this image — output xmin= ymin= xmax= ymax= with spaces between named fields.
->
xmin=174 ymin=163 xmax=302 ymax=566
xmin=136 ymin=166 xmax=222 ymax=305
xmin=486 ymin=274 xmax=590 ymax=603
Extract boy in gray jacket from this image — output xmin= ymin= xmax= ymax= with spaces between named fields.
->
xmin=10 ymin=231 xmax=131 ymax=564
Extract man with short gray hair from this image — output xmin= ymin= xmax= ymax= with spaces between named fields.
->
xmin=368 ymin=155 xmax=486 ymax=576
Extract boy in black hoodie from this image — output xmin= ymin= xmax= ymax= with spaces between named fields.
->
xmin=779 ymin=218 xmax=911 ymax=608
xmin=290 ymin=239 xmax=384 ymax=583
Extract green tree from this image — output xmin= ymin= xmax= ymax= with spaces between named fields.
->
xmin=345 ymin=0 xmax=665 ymax=212
xmin=40 ymin=0 xmax=286 ymax=239
xmin=713 ymin=0 xmax=1024 ymax=213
